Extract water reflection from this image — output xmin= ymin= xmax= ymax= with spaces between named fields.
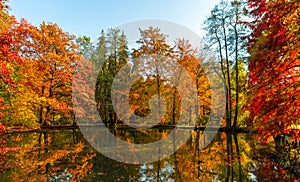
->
xmin=0 ymin=129 xmax=298 ymax=181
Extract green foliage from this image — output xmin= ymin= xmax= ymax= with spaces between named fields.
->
xmin=203 ymin=0 xmax=250 ymax=127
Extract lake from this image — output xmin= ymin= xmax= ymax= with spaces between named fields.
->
xmin=0 ymin=128 xmax=299 ymax=181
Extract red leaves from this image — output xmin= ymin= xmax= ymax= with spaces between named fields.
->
xmin=246 ymin=0 xmax=300 ymax=143
xmin=0 ymin=0 xmax=80 ymax=125
xmin=0 ymin=15 xmax=36 ymax=122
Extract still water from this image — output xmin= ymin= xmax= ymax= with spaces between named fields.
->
xmin=0 ymin=128 xmax=299 ymax=181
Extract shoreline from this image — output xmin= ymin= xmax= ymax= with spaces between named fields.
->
xmin=0 ymin=124 xmax=255 ymax=135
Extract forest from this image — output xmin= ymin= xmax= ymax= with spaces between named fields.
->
xmin=0 ymin=0 xmax=299 ymax=181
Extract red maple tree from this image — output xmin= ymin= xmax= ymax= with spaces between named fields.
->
xmin=246 ymin=0 xmax=300 ymax=142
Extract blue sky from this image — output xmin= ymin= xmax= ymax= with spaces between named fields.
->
xmin=8 ymin=0 xmax=220 ymax=40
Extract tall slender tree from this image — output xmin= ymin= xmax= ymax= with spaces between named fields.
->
xmin=204 ymin=0 xmax=249 ymax=127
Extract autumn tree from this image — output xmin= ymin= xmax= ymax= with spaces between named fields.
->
xmin=33 ymin=22 xmax=79 ymax=125
xmin=3 ymin=22 xmax=80 ymax=127
xmin=174 ymin=39 xmax=213 ymax=126
xmin=246 ymin=0 xmax=300 ymax=143
xmin=131 ymin=27 xmax=212 ymax=126
xmin=133 ymin=27 xmax=176 ymax=125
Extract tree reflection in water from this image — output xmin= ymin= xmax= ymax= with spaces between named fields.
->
xmin=0 ymin=128 xmax=299 ymax=181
